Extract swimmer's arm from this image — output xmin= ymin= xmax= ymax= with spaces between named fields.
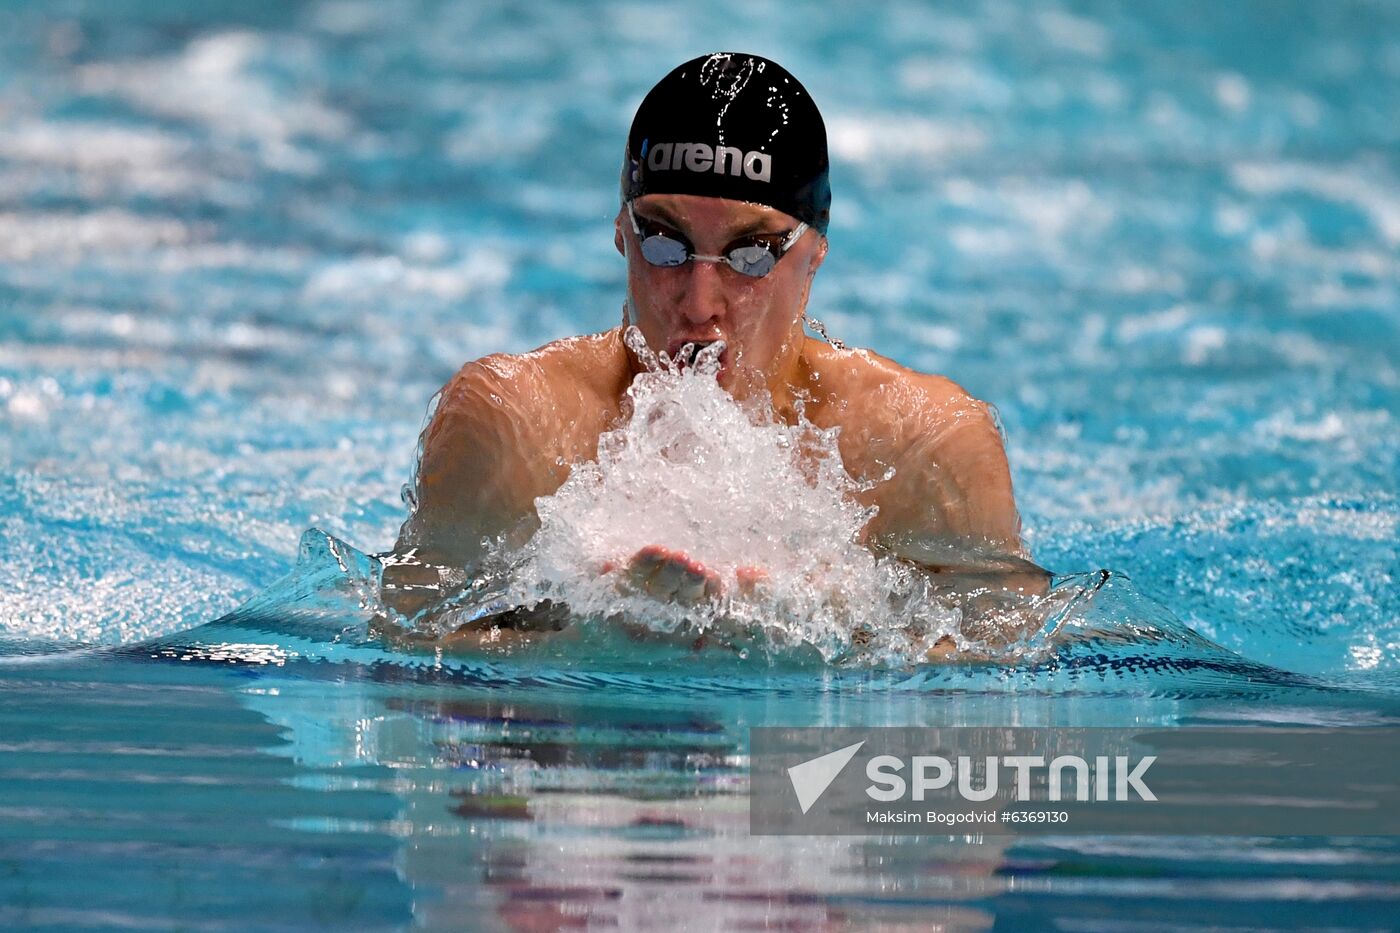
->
xmin=867 ymin=375 xmax=1049 ymax=595
xmin=383 ymin=359 xmax=560 ymax=615
xmin=857 ymin=382 xmax=1053 ymax=658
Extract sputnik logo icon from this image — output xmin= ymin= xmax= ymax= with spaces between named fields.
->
xmin=787 ymin=741 xmax=865 ymax=814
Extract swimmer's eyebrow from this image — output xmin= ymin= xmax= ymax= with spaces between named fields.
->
xmin=633 ymin=204 xmax=685 ymax=230
xmin=636 ymin=205 xmax=791 ymax=238
xmin=728 ymin=219 xmax=791 ymax=238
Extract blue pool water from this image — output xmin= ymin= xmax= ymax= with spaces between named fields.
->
xmin=2 ymin=0 xmax=1399 ymax=929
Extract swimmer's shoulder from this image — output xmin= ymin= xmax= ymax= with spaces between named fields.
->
xmin=803 ymin=338 xmax=988 ymax=428
xmin=805 ymin=339 xmax=1020 ymax=549
xmin=438 ymin=328 xmax=630 ymax=424
xmin=405 ymin=330 xmax=630 ymax=558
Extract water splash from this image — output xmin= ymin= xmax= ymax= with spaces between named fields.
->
xmin=397 ymin=327 xmax=1081 ymax=665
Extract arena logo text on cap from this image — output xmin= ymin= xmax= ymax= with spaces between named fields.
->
xmin=644 ymin=141 xmax=772 ymax=183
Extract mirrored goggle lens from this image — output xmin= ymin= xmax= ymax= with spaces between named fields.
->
xmin=640 ymin=235 xmax=688 ymax=267
xmin=724 ymin=244 xmax=777 ymax=277
xmin=639 ymin=235 xmax=779 ymax=277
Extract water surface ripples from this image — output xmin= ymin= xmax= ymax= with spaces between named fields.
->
xmin=2 ymin=1 xmax=1399 ymax=928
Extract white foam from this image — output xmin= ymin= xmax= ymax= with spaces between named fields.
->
xmin=0 ymin=121 xmax=198 ymax=198
xmin=897 ymin=57 xmax=1012 ymax=107
xmin=937 ymin=178 xmax=1116 ymax=258
xmin=470 ymin=329 xmax=963 ymax=662
xmin=1183 ymin=325 xmax=1227 ymax=366
xmin=0 ymin=209 xmax=193 ymax=262
xmin=76 ymin=31 xmax=350 ymax=174
xmin=1115 ymin=304 xmax=1194 ymax=342
xmin=1001 ymin=179 xmax=1114 ymax=242
xmin=1036 ymin=10 xmax=1110 ymax=58
xmin=948 ymin=225 xmax=1019 ymax=257
xmin=827 ymin=115 xmax=987 ymax=166
xmin=1232 ymin=160 xmax=1400 ymax=247
xmin=444 ymin=100 xmax=553 ymax=165
xmin=884 ymin=9 xmax=981 ymax=52
xmin=1214 ymin=73 xmax=1252 ymax=113
xmin=302 ymin=248 xmax=511 ymax=303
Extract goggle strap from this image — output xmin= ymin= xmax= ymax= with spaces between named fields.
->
xmin=781 ymin=223 xmax=809 ymax=251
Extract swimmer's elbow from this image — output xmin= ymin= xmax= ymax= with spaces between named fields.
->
xmin=928 ymin=396 xmax=1023 ymax=551
xmin=962 ymin=439 xmax=1023 ymax=552
xmin=398 ymin=360 xmax=551 ymax=567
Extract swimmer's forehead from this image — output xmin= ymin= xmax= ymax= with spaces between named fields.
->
xmin=631 ymin=193 xmax=803 ymax=237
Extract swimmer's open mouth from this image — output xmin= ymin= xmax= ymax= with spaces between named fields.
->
xmin=668 ymin=339 xmax=727 ymax=371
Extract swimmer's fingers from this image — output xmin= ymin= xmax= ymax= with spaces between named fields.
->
xmin=628 ymin=545 xmax=670 ymax=577
xmin=622 ymin=545 xmax=670 ymax=597
xmin=624 ymin=545 xmax=722 ymax=604
xmin=656 ymin=558 xmax=706 ymax=603
xmin=646 ymin=551 xmax=717 ymax=603
xmin=925 ymin=634 xmax=958 ymax=661
xmin=736 ymin=565 xmax=769 ymax=598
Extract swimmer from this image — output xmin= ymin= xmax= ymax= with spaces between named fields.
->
xmin=382 ymin=53 xmax=1045 ymax=656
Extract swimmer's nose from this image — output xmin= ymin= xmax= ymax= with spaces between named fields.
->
xmin=676 ymin=257 xmax=727 ymax=325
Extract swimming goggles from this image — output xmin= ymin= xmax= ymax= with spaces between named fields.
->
xmin=626 ymin=200 xmax=808 ymax=278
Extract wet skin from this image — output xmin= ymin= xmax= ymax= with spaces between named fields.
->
xmin=386 ymin=194 xmax=1037 ymax=654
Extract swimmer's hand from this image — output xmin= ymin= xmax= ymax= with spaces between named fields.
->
xmin=371 ymin=601 xmax=576 ymax=655
xmin=605 ymin=545 xmax=767 ymax=605
xmin=602 ymin=547 xmax=963 ymax=662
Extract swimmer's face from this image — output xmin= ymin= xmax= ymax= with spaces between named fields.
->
xmin=615 ymin=193 xmax=827 ymax=393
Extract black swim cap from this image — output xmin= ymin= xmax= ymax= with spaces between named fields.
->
xmin=622 ymin=53 xmax=831 ymax=234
